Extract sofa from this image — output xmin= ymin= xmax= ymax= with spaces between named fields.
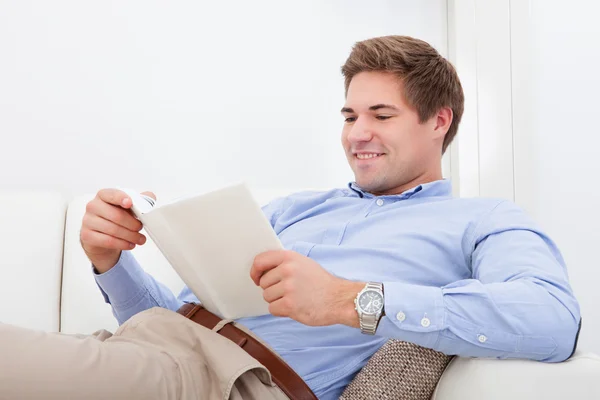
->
xmin=1 ymin=189 xmax=599 ymax=399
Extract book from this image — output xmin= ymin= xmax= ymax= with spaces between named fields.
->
xmin=121 ymin=183 xmax=283 ymax=320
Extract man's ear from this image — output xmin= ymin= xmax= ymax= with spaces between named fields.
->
xmin=433 ymin=107 xmax=453 ymax=139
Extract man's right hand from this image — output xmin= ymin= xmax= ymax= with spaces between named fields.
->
xmin=80 ymin=188 xmax=156 ymax=274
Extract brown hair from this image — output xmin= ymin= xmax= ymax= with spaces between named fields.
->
xmin=341 ymin=35 xmax=464 ymax=154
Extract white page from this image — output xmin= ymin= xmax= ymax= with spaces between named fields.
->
xmin=125 ymin=183 xmax=283 ymax=319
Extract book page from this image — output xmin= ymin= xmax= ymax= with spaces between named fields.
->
xmin=138 ymin=183 xmax=282 ymax=319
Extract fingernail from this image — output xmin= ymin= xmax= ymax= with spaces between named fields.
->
xmin=122 ymin=198 xmax=129 ymax=207
xmin=129 ymin=243 xmax=135 ymax=249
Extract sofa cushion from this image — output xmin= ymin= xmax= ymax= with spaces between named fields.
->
xmin=432 ymin=350 xmax=600 ymax=400
xmin=340 ymin=340 xmax=453 ymax=400
xmin=0 ymin=192 xmax=66 ymax=331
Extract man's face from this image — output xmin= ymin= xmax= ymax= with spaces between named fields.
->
xmin=341 ymin=71 xmax=443 ymax=195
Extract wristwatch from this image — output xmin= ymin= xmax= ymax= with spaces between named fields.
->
xmin=354 ymin=282 xmax=385 ymax=335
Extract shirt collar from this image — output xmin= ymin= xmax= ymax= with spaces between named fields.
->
xmin=348 ymin=179 xmax=453 ymax=199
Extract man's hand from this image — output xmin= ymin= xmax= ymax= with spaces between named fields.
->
xmin=250 ymin=250 xmax=365 ymax=327
xmin=80 ymin=189 xmax=155 ymax=274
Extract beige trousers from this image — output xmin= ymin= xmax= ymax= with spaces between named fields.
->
xmin=0 ymin=307 xmax=290 ymax=400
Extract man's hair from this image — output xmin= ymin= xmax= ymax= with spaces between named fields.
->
xmin=341 ymin=35 xmax=464 ymax=154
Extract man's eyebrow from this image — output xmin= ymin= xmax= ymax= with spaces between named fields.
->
xmin=340 ymin=104 xmax=399 ymax=113
xmin=369 ymin=104 xmax=399 ymax=111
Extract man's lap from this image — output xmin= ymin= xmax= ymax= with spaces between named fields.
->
xmin=0 ymin=307 xmax=287 ymax=400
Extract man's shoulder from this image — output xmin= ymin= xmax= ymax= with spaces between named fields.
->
xmin=448 ymin=196 xmax=523 ymax=216
xmin=453 ymin=197 xmax=525 ymax=216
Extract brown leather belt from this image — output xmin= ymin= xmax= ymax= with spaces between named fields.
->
xmin=177 ymin=303 xmax=317 ymax=400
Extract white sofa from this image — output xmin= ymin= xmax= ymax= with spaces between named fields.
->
xmin=1 ymin=190 xmax=599 ymax=399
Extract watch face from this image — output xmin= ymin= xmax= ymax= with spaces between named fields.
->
xmin=358 ymin=290 xmax=384 ymax=314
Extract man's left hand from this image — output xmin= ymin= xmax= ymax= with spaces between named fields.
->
xmin=250 ymin=250 xmax=364 ymax=327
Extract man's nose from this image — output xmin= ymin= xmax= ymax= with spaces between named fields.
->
xmin=347 ymin=119 xmax=374 ymax=143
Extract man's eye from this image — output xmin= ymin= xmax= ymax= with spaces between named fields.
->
xmin=376 ymin=115 xmax=392 ymax=121
xmin=344 ymin=117 xmax=357 ymax=123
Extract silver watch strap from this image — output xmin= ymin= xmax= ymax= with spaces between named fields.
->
xmin=359 ymin=282 xmax=383 ymax=335
xmin=360 ymin=313 xmax=378 ymax=335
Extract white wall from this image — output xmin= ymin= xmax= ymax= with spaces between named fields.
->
xmin=510 ymin=0 xmax=600 ymax=354
xmin=447 ymin=0 xmax=515 ymax=199
xmin=0 ymin=0 xmax=448 ymax=197
xmin=450 ymin=0 xmax=600 ymax=355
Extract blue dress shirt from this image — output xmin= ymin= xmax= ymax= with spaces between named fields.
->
xmin=94 ymin=179 xmax=581 ymax=399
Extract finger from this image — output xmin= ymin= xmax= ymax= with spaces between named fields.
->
xmin=87 ymin=199 xmax=143 ymax=232
xmin=80 ymin=229 xmax=136 ymax=251
xmin=141 ymin=191 xmax=157 ymax=201
xmin=258 ymin=266 xmax=283 ymax=290
xmin=84 ymin=214 xmax=146 ymax=245
xmin=268 ymin=297 xmax=290 ymax=318
xmin=262 ymin=281 xmax=285 ymax=303
xmin=97 ymin=188 xmax=132 ymax=208
xmin=251 ymin=250 xmax=287 ymax=285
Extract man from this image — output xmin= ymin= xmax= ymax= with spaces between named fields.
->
xmin=0 ymin=36 xmax=580 ymax=399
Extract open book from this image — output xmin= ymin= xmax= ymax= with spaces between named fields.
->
xmin=122 ymin=183 xmax=283 ymax=320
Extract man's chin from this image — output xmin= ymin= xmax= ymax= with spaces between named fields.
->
xmin=354 ymin=178 xmax=384 ymax=193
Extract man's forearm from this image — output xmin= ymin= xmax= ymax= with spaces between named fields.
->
xmin=94 ymin=251 xmax=183 ymax=324
xmin=80 ymin=235 xmax=122 ymax=274
xmin=376 ymin=279 xmax=580 ymax=362
xmin=328 ymin=280 xmax=364 ymax=328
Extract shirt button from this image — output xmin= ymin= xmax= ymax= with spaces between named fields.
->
xmin=376 ymin=199 xmax=384 ymax=206
xmin=396 ymin=312 xmax=406 ymax=322
xmin=420 ymin=317 xmax=431 ymax=328
xmin=478 ymin=334 xmax=487 ymax=343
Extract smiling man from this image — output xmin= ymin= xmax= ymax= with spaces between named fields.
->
xmin=0 ymin=36 xmax=581 ymax=400
xmin=340 ymin=75 xmax=453 ymax=196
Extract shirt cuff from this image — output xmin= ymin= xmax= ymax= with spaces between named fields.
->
xmin=380 ymin=281 xmax=446 ymax=334
xmin=93 ymin=251 xmax=147 ymax=308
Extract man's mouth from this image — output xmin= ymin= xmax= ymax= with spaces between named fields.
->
xmin=354 ymin=153 xmax=384 ymax=160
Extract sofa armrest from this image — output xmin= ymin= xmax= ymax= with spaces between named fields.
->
xmin=433 ymin=351 xmax=600 ymax=400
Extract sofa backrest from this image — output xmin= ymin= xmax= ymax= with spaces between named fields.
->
xmin=0 ymin=192 xmax=66 ymax=331
xmin=60 ymin=188 xmax=309 ymax=334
